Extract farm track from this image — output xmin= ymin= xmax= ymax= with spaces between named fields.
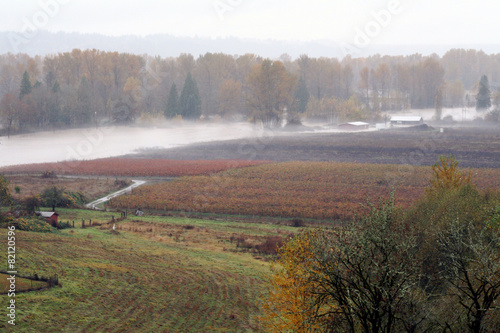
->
xmin=85 ymin=179 xmax=147 ymax=209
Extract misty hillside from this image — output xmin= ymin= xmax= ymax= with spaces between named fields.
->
xmin=2 ymin=30 xmax=500 ymax=59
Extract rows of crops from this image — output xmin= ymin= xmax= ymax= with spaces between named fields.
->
xmin=0 ymin=224 xmax=268 ymax=332
xmin=108 ymin=161 xmax=500 ymax=220
xmin=0 ymin=158 xmax=269 ymax=177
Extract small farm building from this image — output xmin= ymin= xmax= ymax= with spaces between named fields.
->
xmin=36 ymin=211 xmax=59 ymax=227
xmin=390 ymin=116 xmax=424 ymax=126
xmin=339 ymin=122 xmax=370 ymax=131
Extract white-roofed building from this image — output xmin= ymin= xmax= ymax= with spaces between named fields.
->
xmin=339 ymin=122 xmax=370 ymax=131
xmin=390 ymin=116 xmax=423 ymax=126
xmin=35 ymin=211 xmax=59 ymax=227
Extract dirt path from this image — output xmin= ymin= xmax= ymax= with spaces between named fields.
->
xmin=85 ymin=179 xmax=146 ymax=210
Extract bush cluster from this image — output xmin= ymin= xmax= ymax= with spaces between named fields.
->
xmin=16 ymin=217 xmax=59 ymax=233
xmin=263 ymin=157 xmax=500 ymax=332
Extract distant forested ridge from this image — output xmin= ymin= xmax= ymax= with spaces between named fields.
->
xmin=1 ymin=48 xmax=499 ymax=134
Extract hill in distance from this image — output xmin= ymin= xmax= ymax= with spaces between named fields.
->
xmin=2 ymin=30 xmax=499 ymax=59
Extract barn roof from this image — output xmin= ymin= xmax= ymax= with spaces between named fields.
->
xmin=341 ymin=122 xmax=369 ymax=126
xmin=36 ymin=211 xmax=58 ymax=218
xmin=390 ymin=116 xmax=423 ymax=122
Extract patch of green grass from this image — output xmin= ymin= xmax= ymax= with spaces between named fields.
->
xmin=0 ymin=211 xmax=281 ymax=332
xmin=135 ymin=214 xmax=299 ymax=236
xmin=48 ymin=207 xmax=119 ymax=227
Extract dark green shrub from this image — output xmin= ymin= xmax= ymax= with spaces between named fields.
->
xmin=16 ymin=217 xmax=59 ymax=233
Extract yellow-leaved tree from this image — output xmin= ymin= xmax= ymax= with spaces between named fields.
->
xmin=428 ymin=155 xmax=471 ymax=193
xmin=260 ymin=231 xmax=328 ymax=332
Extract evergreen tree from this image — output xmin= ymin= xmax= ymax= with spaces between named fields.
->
xmin=165 ymin=83 xmax=180 ymax=118
xmin=44 ymin=70 xmax=56 ymax=88
xmin=295 ymin=77 xmax=309 ymax=113
xmin=476 ymin=75 xmax=491 ymax=110
xmin=51 ymin=80 xmax=61 ymax=93
xmin=19 ymin=70 xmax=32 ymax=99
xmin=179 ymin=73 xmax=201 ymax=119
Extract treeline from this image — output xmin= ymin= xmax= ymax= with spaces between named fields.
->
xmin=262 ymin=157 xmax=500 ymax=332
xmin=0 ymin=49 xmax=499 ymax=133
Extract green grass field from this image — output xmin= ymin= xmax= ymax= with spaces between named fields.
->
xmin=0 ymin=210 xmax=294 ymax=332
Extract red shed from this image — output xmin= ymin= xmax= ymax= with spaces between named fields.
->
xmin=36 ymin=211 xmax=59 ymax=227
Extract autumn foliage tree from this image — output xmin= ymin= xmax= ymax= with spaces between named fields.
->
xmin=261 ymin=231 xmax=331 ymax=332
xmin=218 ymin=78 xmax=241 ymax=118
xmin=0 ymin=93 xmax=24 ymax=137
xmin=263 ymin=197 xmax=422 ymax=332
xmin=411 ymin=156 xmax=500 ymax=332
xmin=264 ymin=156 xmax=500 ymax=332
xmin=1 ymin=48 xmax=500 ymax=133
xmin=247 ymin=59 xmax=297 ymax=128
xmin=427 ymin=155 xmax=471 ymax=193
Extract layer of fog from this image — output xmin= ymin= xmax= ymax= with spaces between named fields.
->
xmin=0 ymin=107 xmax=484 ymax=168
xmin=0 ymin=122 xmax=261 ymax=168
xmin=401 ymin=107 xmax=481 ymax=122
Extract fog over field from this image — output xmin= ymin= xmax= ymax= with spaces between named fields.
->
xmin=0 ymin=122 xmax=261 ymax=167
xmin=2 ymin=1 xmax=500 ymax=332
xmin=0 ymin=107 xmax=484 ymax=168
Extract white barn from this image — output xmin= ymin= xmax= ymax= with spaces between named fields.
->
xmin=390 ymin=116 xmax=423 ymax=126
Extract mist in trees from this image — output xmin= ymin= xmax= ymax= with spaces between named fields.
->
xmin=1 ymin=48 xmax=499 ymax=135
xmin=247 ymin=59 xmax=297 ymax=128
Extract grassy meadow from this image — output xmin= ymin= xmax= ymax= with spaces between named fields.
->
xmin=0 ymin=209 xmax=296 ymax=332
xmin=3 ymin=156 xmax=500 ymax=331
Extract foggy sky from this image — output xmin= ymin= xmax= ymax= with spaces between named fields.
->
xmin=0 ymin=0 xmax=498 ymax=47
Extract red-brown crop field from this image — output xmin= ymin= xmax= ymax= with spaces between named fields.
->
xmin=108 ymin=162 xmax=500 ymax=221
xmin=0 ymin=158 xmax=270 ymax=177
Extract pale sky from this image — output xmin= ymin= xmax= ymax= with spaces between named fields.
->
xmin=0 ymin=0 xmax=498 ymax=46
